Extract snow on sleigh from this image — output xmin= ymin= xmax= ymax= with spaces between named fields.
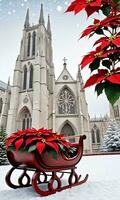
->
xmin=5 ymin=128 xmax=88 ymax=196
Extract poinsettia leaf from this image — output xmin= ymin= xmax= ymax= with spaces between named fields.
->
xmin=58 ymin=143 xmax=65 ymax=151
xmin=102 ymin=60 xmax=112 ymax=69
xmin=113 ymin=0 xmax=120 ymax=3
xmin=15 ymin=138 xmax=24 ymax=150
xmin=36 ymin=142 xmax=45 ymax=154
xmin=7 ymin=144 xmax=15 ymax=151
xmin=19 ymin=147 xmax=26 ymax=153
xmin=101 ymin=5 xmax=111 ymax=16
xmin=47 ymin=148 xmax=57 ymax=160
xmin=95 ymin=28 xmax=104 ymax=35
xmin=28 ymin=144 xmax=36 ymax=152
xmin=95 ymin=82 xmax=105 ymax=96
xmin=88 ymin=32 xmax=95 ymax=38
xmin=105 ymin=83 xmax=120 ymax=105
xmin=46 ymin=142 xmax=59 ymax=152
xmin=89 ymin=58 xmax=100 ymax=72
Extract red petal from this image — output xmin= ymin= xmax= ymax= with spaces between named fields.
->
xmin=94 ymin=18 xmax=100 ymax=24
xmin=26 ymin=137 xmax=42 ymax=145
xmin=36 ymin=142 xmax=45 ymax=154
xmin=112 ymin=37 xmax=120 ymax=47
xmin=6 ymin=138 xmax=15 ymax=149
xmin=94 ymin=37 xmax=107 ymax=46
xmin=85 ymin=6 xmax=99 ymax=17
xmin=83 ymin=74 xmax=105 ymax=88
xmin=107 ymin=74 xmax=120 ymax=84
xmin=90 ymin=0 xmax=101 ymax=7
xmin=46 ymin=142 xmax=59 ymax=152
xmin=15 ymin=138 xmax=24 ymax=150
xmin=81 ymin=26 xmax=94 ymax=38
xmin=74 ymin=4 xmax=86 ymax=14
xmin=81 ymin=56 xmax=94 ymax=69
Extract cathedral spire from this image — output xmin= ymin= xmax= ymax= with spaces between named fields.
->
xmin=77 ymin=65 xmax=83 ymax=84
xmin=6 ymin=76 xmax=10 ymax=91
xmin=63 ymin=57 xmax=67 ymax=69
xmin=24 ymin=8 xmax=30 ymax=29
xmin=47 ymin=14 xmax=52 ymax=37
xmin=39 ymin=4 xmax=45 ymax=25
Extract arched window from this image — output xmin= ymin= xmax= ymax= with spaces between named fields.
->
xmin=32 ymin=31 xmax=36 ymax=56
xmin=27 ymin=33 xmax=31 ymax=57
xmin=22 ymin=109 xmax=32 ymax=130
xmin=91 ymin=129 xmax=95 ymax=143
xmin=96 ymin=129 xmax=100 ymax=143
xmin=91 ymin=124 xmax=101 ymax=144
xmin=0 ymin=98 xmax=3 ymax=113
xmin=23 ymin=66 xmax=27 ymax=90
xmin=58 ymin=87 xmax=76 ymax=114
xmin=29 ymin=65 xmax=33 ymax=89
xmin=114 ymin=105 xmax=119 ymax=117
xmin=61 ymin=123 xmax=75 ymax=143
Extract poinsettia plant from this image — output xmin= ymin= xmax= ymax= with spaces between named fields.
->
xmin=5 ymin=128 xmax=76 ymax=159
xmin=66 ymin=0 xmax=120 ymax=105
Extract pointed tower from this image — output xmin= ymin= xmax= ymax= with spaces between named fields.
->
xmin=39 ymin=4 xmax=45 ymax=25
xmin=24 ymin=9 xmax=30 ymax=29
xmin=76 ymin=65 xmax=83 ymax=86
xmin=6 ymin=4 xmax=55 ymax=134
xmin=47 ymin=15 xmax=52 ymax=38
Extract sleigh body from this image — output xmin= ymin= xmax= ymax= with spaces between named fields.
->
xmin=5 ymin=135 xmax=88 ymax=196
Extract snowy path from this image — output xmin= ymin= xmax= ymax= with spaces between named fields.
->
xmin=0 ymin=155 xmax=120 ymax=200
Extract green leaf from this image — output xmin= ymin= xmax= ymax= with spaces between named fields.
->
xmin=19 ymin=147 xmax=26 ymax=153
xmin=89 ymin=58 xmax=100 ymax=72
xmin=48 ymin=149 xmax=57 ymax=159
xmin=28 ymin=144 xmax=36 ymax=152
xmin=95 ymin=28 xmax=104 ymax=35
xmin=58 ymin=143 xmax=65 ymax=151
xmin=105 ymin=83 xmax=120 ymax=105
xmin=101 ymin=5 xmax=111 ymax=16
xmin=88 ymin=32 xmax=95 ymax=38
xmin=102 ymin=60 xmax=112 ymax=69
xmin=95 ymin=83 xmax=105 ymax=96
xmin=7 ymin=144 xmax=15 ymax=152
xmin=113 ymin=0 xmax=120 ymax=3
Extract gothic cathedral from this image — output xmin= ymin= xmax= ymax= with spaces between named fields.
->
xmin=0 ymin=5 xmax=92 ymax=152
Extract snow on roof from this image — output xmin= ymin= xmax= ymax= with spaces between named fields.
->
xmin=0 ymin=154 xmax=120 ymax=200
xmin=0 ymin=80 xmax=11 ymax=91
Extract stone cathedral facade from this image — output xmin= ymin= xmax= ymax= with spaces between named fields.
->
xmin=0 ymin=5 xmax=94 ymax=152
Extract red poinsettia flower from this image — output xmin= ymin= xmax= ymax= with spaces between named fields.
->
xmin=80 ymin=15 xmax=120 ymax=38
xmin=80 ymin=46 xmax=119 ymax=69
xmin=83 ymin=68 xmax=120 ymax=88
xmin=66 ymin=0 xmax=102 ymax=16
xmin=5 ymin=128 xmax=71 ymax=158
xmin=94 ymin=33 xmax=120 ymax=49
xmin=36 ymin=136 xmax=59 ymax=154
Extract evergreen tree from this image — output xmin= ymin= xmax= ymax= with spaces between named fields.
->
xmin=101 ymin=120 xmax=120 ymax=152
xmin=0 ymin=128 xmax=8 ymax=165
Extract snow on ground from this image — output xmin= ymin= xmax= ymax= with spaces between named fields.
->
xmin=0 ymin=155 xmax=120 ymax=200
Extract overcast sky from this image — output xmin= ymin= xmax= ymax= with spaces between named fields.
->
xmin=0 ymin=0 xmax=109 ymax=117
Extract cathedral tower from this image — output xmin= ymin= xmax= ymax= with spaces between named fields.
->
xmin=6 ymin=4 xmax=55 ymax=134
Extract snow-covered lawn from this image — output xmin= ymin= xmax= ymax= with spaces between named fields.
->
xmin=0 ymin=154 xmax=120 ymax=200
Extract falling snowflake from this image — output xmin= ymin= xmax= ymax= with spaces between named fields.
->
xmin=21 ymin=3 xmax=24 ymax=7
xmin=8 ymin=11 xmax=12 ymax=15
xmin=56 ymin=5 xmax=62 ymax=12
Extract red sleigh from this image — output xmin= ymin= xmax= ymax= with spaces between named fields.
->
xmin=5 ymin=135 xmax=88 ymax=196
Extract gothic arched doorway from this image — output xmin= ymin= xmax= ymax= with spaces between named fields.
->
xmin=17 ymin=107 xmax=32 ymax=130
xmin=61 ymin=123 xmax=75 ymax=143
